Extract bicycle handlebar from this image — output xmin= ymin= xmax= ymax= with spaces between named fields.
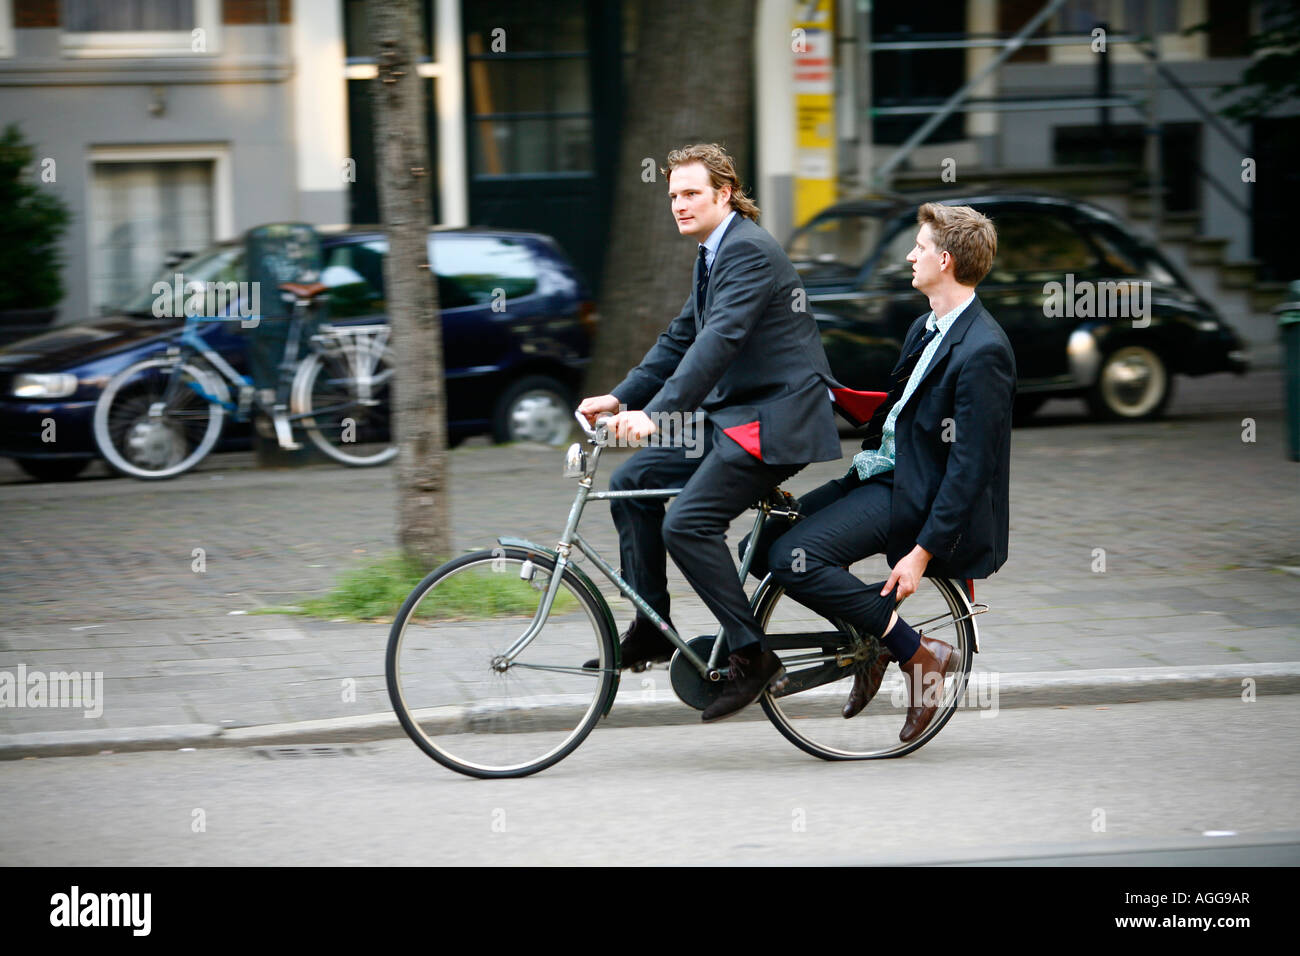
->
xmin=573 ymin=410 xmax=613 ymax=443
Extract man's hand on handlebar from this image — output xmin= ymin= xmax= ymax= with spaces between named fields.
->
xmin=606 ymin=410 xmax=657 ymax=444
xmin=576 ymin=394 xmax=620 ymax=426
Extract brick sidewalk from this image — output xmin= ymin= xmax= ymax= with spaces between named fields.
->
xmin=1 ymin=370 xmax=1296 ymax=737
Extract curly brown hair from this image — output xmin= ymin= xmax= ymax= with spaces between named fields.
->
xmin=661 ymin=144 xmax=760 ymax=221
xmin=917 ymin=202 xmax=997 ymax=286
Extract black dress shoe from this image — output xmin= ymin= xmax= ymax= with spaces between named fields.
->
xmin=701 ymin=646 xmax=786 ymax=722
xmin=583 ymin=619 xmax=676 ymax=671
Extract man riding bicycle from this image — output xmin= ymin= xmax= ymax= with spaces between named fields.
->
xmin=578 ymin=143 xmax=842 ymax=723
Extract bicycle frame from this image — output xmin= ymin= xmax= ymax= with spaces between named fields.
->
xmin=500 ymin=412 xmax=990 ymax=685
xmin=500 ymin=415 xmax=799 ymax=681
xmin=160 ymin=310 xmax=388 ymax=435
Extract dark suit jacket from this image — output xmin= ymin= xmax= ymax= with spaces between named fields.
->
xmin=881 ymin=295 xmax=1016 ymax=579
xmin=610 ymin=215 xmax=841 ymax=466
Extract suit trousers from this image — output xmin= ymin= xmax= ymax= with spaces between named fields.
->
xmin=742 ymin=469 xmax=921 ymax=663
xmin=608 ymin=423 xmax=803 ymax=654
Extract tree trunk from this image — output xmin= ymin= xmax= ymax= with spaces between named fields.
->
xmin=370 ymin=0 xmax=450 ymax=570
xmin=586 ymin=0 xmax=757 ymax=394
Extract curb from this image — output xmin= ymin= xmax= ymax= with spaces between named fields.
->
xmin=2 ymin=662 xmax=1297 ymax=760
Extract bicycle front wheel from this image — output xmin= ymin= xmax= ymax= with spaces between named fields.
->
xmin=292 ymin=335 xmax=396 ymax=466
xmin=93 ymin=356 xmax=227 ymax=480
xmin=757 ymin=565 xmax=976 ymax=760
xmin=386 ymin=547 xmax=618 ymax=778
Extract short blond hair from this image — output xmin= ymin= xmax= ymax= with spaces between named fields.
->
xmin=662 ymin=144 xmax=760 ymax=221
xmin=917 ymin=203 xmax=997 ymax=286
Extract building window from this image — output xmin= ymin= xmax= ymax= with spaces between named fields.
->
xmin=465 ymin=0 xmax=592 ymax=177
xmin=87 ymin=145 xmax=233 ymax=312
xmin=61 ymin=0 xmax=220 ymax=58
xmin=1052 ymin=0 xmax=1205 ymax=62
xmin=0 ymin=0 xmax=14 ymax=58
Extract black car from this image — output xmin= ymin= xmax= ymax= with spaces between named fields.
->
xmin=0 ymin=226 xmax=594 ymax=481
xmin=788 ymin=191 xmax=1249 ymax=421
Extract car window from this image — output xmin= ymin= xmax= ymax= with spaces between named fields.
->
xmin=1081 ymin=221 xmax=1178 ymax=285
xmin=323 ymin=241 xmax=387 ymax=318
xmin=119 ymin=245 xmax=245 ymax=316
xmin=866 ymin=224 xmax=920 ymax=288
xmin=983 ymin=212 xmax=1098 ymax=283
xmin=788 ymin=213 xmax=883 ymax=277
xmin=431 ymin=235 xmax=538 ymax=309
xmin=325 ymin=235 xmax=540 ymax=311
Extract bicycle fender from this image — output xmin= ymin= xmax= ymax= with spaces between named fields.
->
xmin=496 ymin=536 xmax=622 ymax=717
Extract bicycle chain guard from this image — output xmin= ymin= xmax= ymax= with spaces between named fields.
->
xmin=669 ymin=636 xmax=728 ymax=712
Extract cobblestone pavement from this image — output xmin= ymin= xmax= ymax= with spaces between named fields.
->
xmin=0 ymin=369 xmax=1296 ymax=735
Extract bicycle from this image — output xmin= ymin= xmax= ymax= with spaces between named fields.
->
xmin=93 ymin=282 xmax=397 ymax=480
xmin=385 ymin=409 xmax=988 ymax=778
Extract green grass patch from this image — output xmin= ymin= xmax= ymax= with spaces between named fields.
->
xmin=270 ymin=553 xmax=577 ymax=622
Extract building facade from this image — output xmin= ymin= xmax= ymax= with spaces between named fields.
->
xmin=1 ymin=0 xmax=1292 ymax=334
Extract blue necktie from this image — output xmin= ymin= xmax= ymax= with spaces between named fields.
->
xmin=695 ymin=245 xmax=709 ymax=317
xmin=859 ymin=324 xmax=940 ymax=451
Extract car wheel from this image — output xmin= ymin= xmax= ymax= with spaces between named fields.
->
xmin=492 ymin=375 xmax=574 ymax=446
xmin=16 ymin=458 xmax=91 ymax=482
xmin=1086 ymin=345 xmax=1172 ymax=421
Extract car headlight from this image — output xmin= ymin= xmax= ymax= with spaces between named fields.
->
xmin=12 ymin=373 xmax=79 ymax=399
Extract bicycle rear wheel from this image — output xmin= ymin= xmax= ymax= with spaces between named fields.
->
xmin=386 ymin=547 xmax=617 ymax=778
xmin=292 ymin=332 xmax=396 ymax=466
xmin=93 ymin=356 xmax=227 ymax=479
xmin=757 ymin=561 xmax=976 ymax=759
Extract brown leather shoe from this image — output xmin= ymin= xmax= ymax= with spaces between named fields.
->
xmin=842 ymin=647 xmax=893 ymax=719
xmin=898 ymin=636 xmax=958 ymax=743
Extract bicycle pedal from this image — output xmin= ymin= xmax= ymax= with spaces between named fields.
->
xmin=270 ymin=409 xmax=301 ymax=450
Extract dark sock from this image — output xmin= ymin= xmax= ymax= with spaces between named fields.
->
xmin=881 ymin=616 xmax=921 ymax=664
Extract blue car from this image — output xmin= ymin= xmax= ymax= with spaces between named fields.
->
xmin=0 ymin=226 xmax=595 ymax=481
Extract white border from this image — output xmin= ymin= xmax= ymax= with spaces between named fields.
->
xmin=61 ymin=0 xmax=221 ymax=58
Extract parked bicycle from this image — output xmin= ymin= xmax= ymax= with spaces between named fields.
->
xmin=386 ymin=408 xmax=989 ymax=778
xmin=92 ymin=282 xmax=396 ymax=480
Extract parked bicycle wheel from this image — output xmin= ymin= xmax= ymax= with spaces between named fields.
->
xmin=386 ymin=546 xmax=618 ymax=778
xmin=755 ymin=559 xmax=977 ymax=759
xmin=292 ymin=329 xmax=396 ymax=466
xmin=93 ymin=356 xmax=228 ymax=480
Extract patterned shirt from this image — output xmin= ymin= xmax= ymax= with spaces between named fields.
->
xmin=852 ymin=293 xmax=974 ymax=479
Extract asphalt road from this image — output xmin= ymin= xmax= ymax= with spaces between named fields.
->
xmin=3 ymin=695 xmax=1297 ymax=866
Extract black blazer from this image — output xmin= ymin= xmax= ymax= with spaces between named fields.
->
xmin=881 ymin=296 xmax=1016 ymax=579
xmin=611 ymin=216 xmax=842 ymax=466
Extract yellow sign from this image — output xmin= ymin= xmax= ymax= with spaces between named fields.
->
xmin=793 ymin=0 xmax=835 ymax=227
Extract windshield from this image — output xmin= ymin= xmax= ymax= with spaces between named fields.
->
xmin=118 ymin=245 xmax=246 ymax=316
xmin=787 ymin=212 xmax=884 ymax=278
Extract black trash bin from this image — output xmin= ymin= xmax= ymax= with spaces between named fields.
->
xmin=243 ymin=224 xmax=326 ymax=468
xmin=1277 ymin=280 xmax=1300 ymax=463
